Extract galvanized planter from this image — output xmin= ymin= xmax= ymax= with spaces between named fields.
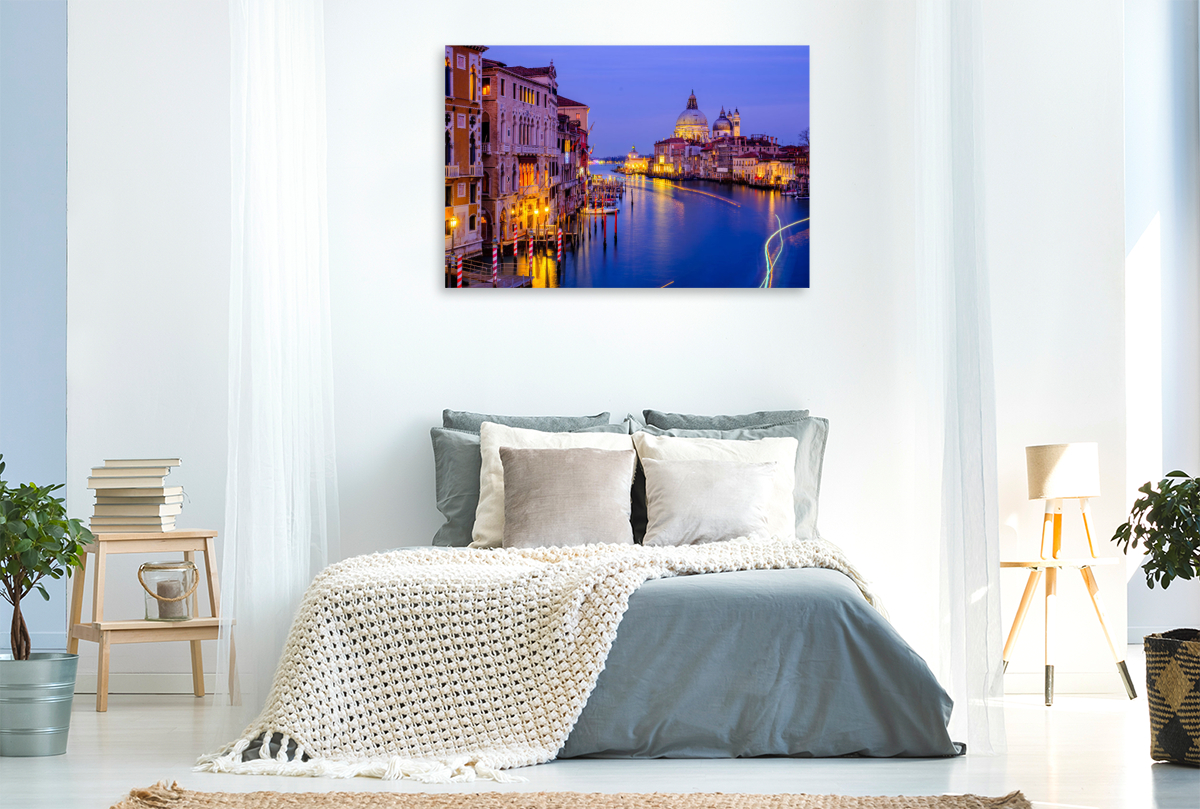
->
xmin=0 ymin=652 xmax=79 ymax=756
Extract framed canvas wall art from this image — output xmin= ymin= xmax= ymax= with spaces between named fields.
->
xmin=444 ymin=45 xmax=810 ymax=289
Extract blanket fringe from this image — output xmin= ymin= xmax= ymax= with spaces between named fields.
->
xmin=194 ymin=744 xmax=527 ymax=783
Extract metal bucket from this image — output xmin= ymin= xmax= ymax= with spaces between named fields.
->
xmin=0 ymin=652 xmax=79 ymax=756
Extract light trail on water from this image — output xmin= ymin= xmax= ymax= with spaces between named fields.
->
xmin=761 ymin=217 xmax=810 ymax=288
xmin=647 ymin=179 xmax=741 ymax=207
xmin=768 ymin=215 xmax=786 ymax=283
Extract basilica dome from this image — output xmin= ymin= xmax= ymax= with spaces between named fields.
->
xmin=673 ymin=91 xmax=709 ymax=142
xmin=712 ymin=107 xmax=734 ymax=137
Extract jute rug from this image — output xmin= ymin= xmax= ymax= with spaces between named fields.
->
xmin=111 ymin=781 xmax=1031 ymax=809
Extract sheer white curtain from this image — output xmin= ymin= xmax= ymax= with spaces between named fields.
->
xmin=216 ymin=0 xmax=339 ymax=719
xmin=914 ymin=0 xmax=1006 ymax=754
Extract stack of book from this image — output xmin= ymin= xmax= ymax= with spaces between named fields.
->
xmin=87 ymin=459 xmax=183 ymax=533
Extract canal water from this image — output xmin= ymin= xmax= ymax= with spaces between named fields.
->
xmin=519 ymin=164 xmax=810 ymax=288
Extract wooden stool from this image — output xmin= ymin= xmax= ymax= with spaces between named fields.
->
xmin=67 ymin=530 xmax=234 ymax=711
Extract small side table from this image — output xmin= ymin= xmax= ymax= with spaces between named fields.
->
xmin=67 ymin=530 xmax=234 ymax=711
xmin=1001 ymin=557 xmax=1136 ymax=706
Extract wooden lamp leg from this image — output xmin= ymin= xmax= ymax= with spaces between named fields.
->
xmin=1003 ymin=569 xmax=1044 ymax=673
xmin=1050 ymin=500 xmax=1063 ymax=559
xmin=1039 ymin=501 xmax=1054 ymax=559
xmin=1045 ymin=565 xmax=1057 ymax=706
xmin=1080 ymin=566 xmax=1137 ymax=699
xmin=1080 ymin=498 xmax=1098 ymax=558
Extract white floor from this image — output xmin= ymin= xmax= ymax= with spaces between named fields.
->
xmin=3 ymin=646 xmax=1196 ymax=809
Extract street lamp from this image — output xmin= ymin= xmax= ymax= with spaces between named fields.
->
xmin=448 ymin=215 xmax=459 ymax=283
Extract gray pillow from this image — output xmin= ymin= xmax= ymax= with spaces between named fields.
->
xmin=642 ymin=409 xmax=811 ymax=430
xmin=431 ymin=422 xmax=630 ymax=547
xmin=501 ymin=447 xmax=636 ymax=549
xmin=640 ymin=417 xmax=828 ymax=539
xmin=431 ymin=427 xmax=484 ymax=547
xmin=641 ymin=458 xmax=776 ymax=546
xmin=443 ymin=409 xmax=611 ymax=433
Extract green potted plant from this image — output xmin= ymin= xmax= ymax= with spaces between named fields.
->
xmin=0 ymin=453 xmax=93 ymax=756
xmin=1112 ymin=470 xmax=1200 ymax=767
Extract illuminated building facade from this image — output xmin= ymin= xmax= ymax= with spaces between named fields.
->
xmin=445 ymin=46 xmax=486 ymax=262
xmin=752 ymin=155 xmax=797 ymax=187
xmin=732 ymin=152 xmax=758 ymax=183
xmin=653 ymin=137 xmax=702 ymax=176
xmin=623 ymin=145 xmax=649 ymax=174
xmin=557 ymin=96 xmax=589 ymax=133
xmin=481 ymin=59 xmax=564 ymax=249
xmin=646 ymin=91 xmax=806 ymax=187
xmin=556 ymin=109 xmax=589 ymax=221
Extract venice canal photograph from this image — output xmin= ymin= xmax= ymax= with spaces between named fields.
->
xmin=445 ymin=45 xmax=810 ymax=288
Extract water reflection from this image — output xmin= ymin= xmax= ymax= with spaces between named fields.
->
xmin=510 ymin=166 xmax=810 ymax=288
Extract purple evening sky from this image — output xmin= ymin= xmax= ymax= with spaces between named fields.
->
xmin=479 ymin=45 xmax=810 ymax=158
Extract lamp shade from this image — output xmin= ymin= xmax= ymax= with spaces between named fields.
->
xmin=1026 ymin=443 xmax=1101 ymax=500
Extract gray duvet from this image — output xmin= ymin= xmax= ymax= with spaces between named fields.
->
xmin=559 ymin=567 xmax=960 ymax=759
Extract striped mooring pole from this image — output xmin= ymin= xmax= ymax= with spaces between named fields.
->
xmin=556 ymin=228 xmax=563 ymax=262
xmin=492 ymin=241 xmax=498 ymax=286
xmin=528 ymin=235 xmax=533 ymax=268
xmin=614 ymin=209 xmax=618 ymax=239
xmin=456 ymin=254 xmax=463 ymax=288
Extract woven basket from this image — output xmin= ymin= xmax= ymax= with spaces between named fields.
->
xmin=1145 ymin=629 xmax=1200 ymax=766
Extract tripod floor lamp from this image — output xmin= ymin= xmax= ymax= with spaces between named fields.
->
xmin=1001 ymin=442 xmax=1138 ymax=705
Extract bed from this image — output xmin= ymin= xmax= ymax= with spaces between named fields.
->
xmin=199 ymin=409 xmax=960 ymax=781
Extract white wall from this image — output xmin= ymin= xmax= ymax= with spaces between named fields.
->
xmin=985 ymin=0 xmax=1131 ymax=690
xmin=65 ymin=0 xmax=1134 ymax=693
xmin=66 ymin=0 xmax=230 ymax=688
xmin=1123 ymin=0 xmax=1200 ymax=641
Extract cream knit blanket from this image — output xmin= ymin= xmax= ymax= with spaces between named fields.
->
xmin=196 ymin=536 xmax=878 ymax=782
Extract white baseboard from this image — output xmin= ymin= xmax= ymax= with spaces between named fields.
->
xmin=76 ymin=672 xmax=1129 ymax=697
xmin=73 ymin=671 xmax=218 ymax=695
xmin=28 ymin=632 xmax=67 ymax=652
xmin=1128 ymin=625 xmax=1190 ymax=643
xmin=1004 ymin=671 xmax=1127 ymax=695
xmin=29 ymin=644 xmax=222 ymax=696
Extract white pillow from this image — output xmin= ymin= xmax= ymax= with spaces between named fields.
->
xmin=641 ymin=458 xmax=777 ymax=546
xmin=470 ymin=422 xmax=635 ymax=549
xmin=632 ymin=431 xmax=798 ymax=541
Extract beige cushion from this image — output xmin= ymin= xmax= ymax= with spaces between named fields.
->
xmin=641 ymin=458 xmax=777 ymax=546
xmin=471 ymin=422 xmax=635 ymax=549
xmin=632 ymin=431 xmax=798 ymax=540
xmin=500 ymin=447 xmax=637 ymax=548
